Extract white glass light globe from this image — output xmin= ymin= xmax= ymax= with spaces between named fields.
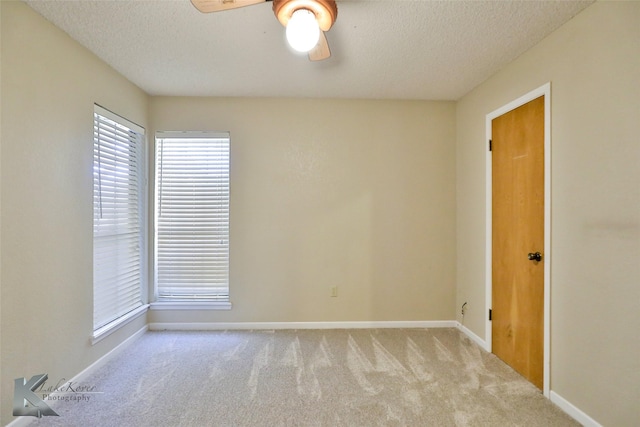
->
xmin=286 ymin=9 xmax=320 ymax=53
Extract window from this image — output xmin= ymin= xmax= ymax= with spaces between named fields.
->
xmin=155 ymin=132 xmax=230 ymax=301
xmin=93 ymin=105 xmax=146 ymax=333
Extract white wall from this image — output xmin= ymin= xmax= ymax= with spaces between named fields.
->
xmin=456 ymin=2 xmax=640 ymax=425
xmin=149 ymin=96 xmax=457 ymax=325
xmin=0 ymin=3 xmax=149 ymax=424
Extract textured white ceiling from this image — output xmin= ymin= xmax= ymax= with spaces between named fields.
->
xmin=24 ymin=0 xmax=593 ymax=100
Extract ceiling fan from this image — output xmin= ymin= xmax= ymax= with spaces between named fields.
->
xmin=191 ymin=0 xmax=338 ymax=61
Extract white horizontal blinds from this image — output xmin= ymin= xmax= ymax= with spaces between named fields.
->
xmin=156 ymin=133 xmax=230 ymax=299
xmin=93 ymin=105 xmax=145 ymax=330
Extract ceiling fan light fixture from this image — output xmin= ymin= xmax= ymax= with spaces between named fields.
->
xmin=285 ymin=9 xmax=320 ymax=53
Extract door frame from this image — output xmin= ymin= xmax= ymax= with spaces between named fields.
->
xmin=485 ymin=82 xmax=551 ymax=396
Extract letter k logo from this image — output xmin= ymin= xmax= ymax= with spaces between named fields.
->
xmin=13 ymin=374 xmax=59 ymax=417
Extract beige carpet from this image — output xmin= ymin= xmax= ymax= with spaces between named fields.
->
xmin=30 ymin=328 xmax=578 ymax=426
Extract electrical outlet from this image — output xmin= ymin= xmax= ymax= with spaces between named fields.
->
xmin=330 ymin=286 xmax=338 ymax=297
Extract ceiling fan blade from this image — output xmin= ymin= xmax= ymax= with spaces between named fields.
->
xmin=191 ymin=0 xmax=266 ymax=13
xmin=308 ymin=31 xmax=331 ymax=61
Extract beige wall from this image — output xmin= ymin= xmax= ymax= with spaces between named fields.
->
xmin=2 ymin=0 xmax=637 ymax=425
xmin=456 ymin=2 xmax=640 ymax=425
xmin=149 ymin=97 xmax=457 ymax=324
xmin=0 ymin=2 xmax=149 ymax=424
xmin=0 ymin=1 xmax=3 ymax=417
xmin=1 ymin=2 xmax=457 ymax=424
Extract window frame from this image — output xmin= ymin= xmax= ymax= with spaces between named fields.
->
xmin=92 ymin=104 xmax=148 ymax=342
xmin=152 ymin=131 xmax=232 ymax=310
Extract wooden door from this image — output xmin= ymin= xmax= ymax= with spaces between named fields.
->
xmin=491 ymin=95 xmax=545 ymax=389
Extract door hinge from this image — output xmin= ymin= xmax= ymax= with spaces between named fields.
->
xmin=489 ymin=139 xmax=492 ymax=151
xmin=489 ymin=309 xmax=492 ymax=321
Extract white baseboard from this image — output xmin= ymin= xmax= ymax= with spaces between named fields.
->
xmin=550 ymin=391 xmax=602 ymax=427
xmin=148 ymin=320 xmax=457 ymax=331
xmin=455 ymin=322 xmax=490 ymax=351
xmin=5 ymin=411 xmax=35 ymax=427
xmin=453 ymin=325 xmax=601 ymax=426
xmin=6 ymin=324 xmax=148 ymax=427
xmin=74 ymin=324 xmax=148 ymax=383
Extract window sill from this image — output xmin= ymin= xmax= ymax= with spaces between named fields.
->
xmin=92 ymin=304 xmax=149 ymax=345
xmin=150 ymin=301 xmax=233 ymax=311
